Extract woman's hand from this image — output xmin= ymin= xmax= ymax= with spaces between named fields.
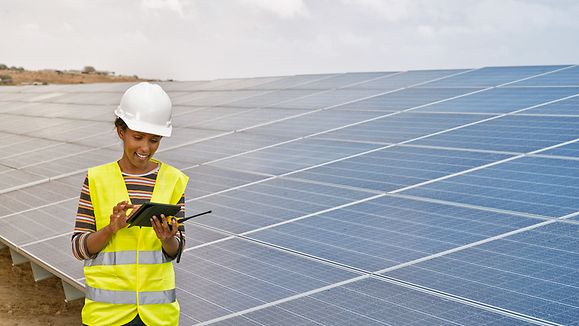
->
xmin=108 ymin=201 xmax=135 ymax=233
xmin=151 ymin=214 xmax=178 ymax=242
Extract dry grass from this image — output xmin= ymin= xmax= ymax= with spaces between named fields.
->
xmin=0 ymin=69 xmax=146 ymax=85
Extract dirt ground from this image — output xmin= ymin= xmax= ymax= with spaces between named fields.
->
xmin=0 ymin=248 xmax=83 ymax=326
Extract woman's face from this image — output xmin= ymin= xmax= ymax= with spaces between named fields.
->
xmin=117 ymin=127 xmax=162 ymax=173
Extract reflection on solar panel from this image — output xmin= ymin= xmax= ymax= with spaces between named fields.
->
xmin=0 ymin=65 xmax=577 ymax=325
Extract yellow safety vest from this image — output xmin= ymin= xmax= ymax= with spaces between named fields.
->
xmin=82 ymin=160 xmax=188 ymax=326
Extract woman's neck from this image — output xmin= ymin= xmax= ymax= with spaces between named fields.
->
xmin=117 ymin=157 xmax=158 ymax=175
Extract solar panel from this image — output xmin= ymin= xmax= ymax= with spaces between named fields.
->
xmin=316 ymin=112 xmax=489 ymax=144
xmin=244 ymin=109 xmax=387 ymax=138
xmin=211 ymin=138 xmax=381 ymax=175
xmin=176 ymin=238 xmax=357 ymax=322
xmin=350 ymin=69 xmax=469 ymax=89
xmin=287 ymin=72 xmax=394 ymax=90
xmin=385 ymin=222 xmax=579 ymax=325
xmin=0 ymin=65 xmax=577 ymax=325
xmin=288 ymin=146 xmax=512 ymax=192
xmin=414 ymin=87 xmax=579 ymax=114
xmin=217 ymin=278 xmax=533 ymax=325
xmin=268 ymin=89 xmax=386 ymax=110
xmin=329 ymin=87 xmax=480 ymax=111
xmin=421 ymin=65 xmax=571 ymax=87
xmin=245 ymin=74 xmax=337 ymax=90
xmin=521 ymin=94 xmax=579 ymax=115
xmin=401 ymin=156 xmax=579 ymax=217
xmin=412 ymin=115 xmax=579 ymax=153
xmin=540 ymin=141 xmax=579 ymax=158
xmin=248 ymin=195 xmax=538 ymax=272
xmin=509 ymin=65 xmax=579 ymax=86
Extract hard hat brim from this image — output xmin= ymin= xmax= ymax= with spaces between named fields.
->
xmin=116 ymin=110 xmax=172 ymax=137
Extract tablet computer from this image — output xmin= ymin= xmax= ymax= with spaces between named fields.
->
xmin=126 ymin=202 xmax=182 ymax=227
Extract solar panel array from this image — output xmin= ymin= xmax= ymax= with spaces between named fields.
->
xmin=0 ymin=65 xmax=578 ymax=325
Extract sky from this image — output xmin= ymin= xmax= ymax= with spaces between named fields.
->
xmin=1 ymin=0 xmax=578 ymax=81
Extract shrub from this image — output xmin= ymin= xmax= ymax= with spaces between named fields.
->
xmin=0 ymin=74 xmax=13 ymax=84
xmin=83 ymin=66 xmax=96 ymax=74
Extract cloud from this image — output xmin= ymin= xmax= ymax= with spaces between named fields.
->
xmin=141 ymin=0 xmax=184 ymax=17
xmin=238 ymin=0 xmax=307 ymax=18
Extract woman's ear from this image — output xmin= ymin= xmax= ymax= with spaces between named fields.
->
xmin=116 ymin=126 xmax=125 ymax=140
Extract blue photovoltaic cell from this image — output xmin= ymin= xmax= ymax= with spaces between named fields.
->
xmin=288 ymin=146 xmax=511 ymax=193
xmin=350 ymin=69 xmax=468 ymax=90
xmin=269 ymin=89 xmax=384 ymax=110
xmin=329 ymin=87 xmax=479 ymax=111
xmin=540 ymin=142 xmax=579 ymax=158
xmin=211 ymin=138 xmax=381 ymax=176
xmin=218 ymin=278 xmax=530 ymax=326
xmin=173 ymin=106 xmax=253 ymax=128
xmin=402 ymin=156 xmax=579 ymax=218
xmin=180 ymin=165 xmax=268 ymax=200
xmin=185 ymin=107 xmax=310 ymax=132
xmin=412 ymin=115 xmax=579 ymax=153
xmin=421 ymin=65 xmax=570 ymax=87
xmin=292 ymin=72 xmax=394 ymax=89
xmin=244 ymin=109 xmax=387 ymax=138
xmin=246 ymin=74 xmax=336 ymax=90
xmin=520 ymin=94 xmax=579 ymax=115
xmin=156 ymin=132 xmax=291 ymax=166
xmin=510 ymin=65 xmax=579 ymax=86
xmin=213 ymin=76 xmax=284 ymax=90
xmin=186 ymin=177 xmax=373 ymax=234
xmin=224 ymin=89 xmax=321 ymax=108
xmin=179 ymin=224 xmax=228 ymax=247
xmin=176 ymin=90 xmax=268 ymax=107
xmin=249 ymin=195 xmax=536 ymax=271
xmin=170 ymin=91 xmax=217 ymax=106
xmin=385 ymin=222 xmax=579 ymax=325
xmin=316 ymin=112 xmax=489 ymax=144
xmin=176 ymin=238 xmax=357 ymax=323
xmin=414 ymin=87 xmax=579 ymax=114
xmin=152 ymin=128 xmax=224 ymax=151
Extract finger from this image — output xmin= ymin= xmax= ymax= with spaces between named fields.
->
xmin=152 ymin=216 xmax=165 ymax=235
xmin=160 ymin=214 xmax=170 ymax=231
xmin=170 ymin=218 xmax=178 ymax=235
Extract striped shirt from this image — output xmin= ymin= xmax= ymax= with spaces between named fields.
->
xmin=71 ymin=164 xmax=186 ymax=260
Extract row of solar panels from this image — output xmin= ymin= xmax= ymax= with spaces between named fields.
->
xmin=0 ymin=65 xmax=578 ymax=325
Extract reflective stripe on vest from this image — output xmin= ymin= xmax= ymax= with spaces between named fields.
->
xmin=86 ymin=286 xmax=176 ymax=305
xmin=85 ymin=250 xmax=170 ymax=267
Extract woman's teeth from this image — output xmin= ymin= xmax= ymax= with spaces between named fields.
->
xmin=136 ymin=153 xmax=148 ymax=159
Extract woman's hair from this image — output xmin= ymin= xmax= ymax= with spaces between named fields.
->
xmin=114 ymin=117 xmax=128 ymax=131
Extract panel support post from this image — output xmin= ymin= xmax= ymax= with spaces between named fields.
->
xmin=31 ymin=262 xmax=54 ymax=282
xmin=62 ymin=280 xmax=85 ymax=302
xmin=9 ymin=248 xmax=28 ymax=265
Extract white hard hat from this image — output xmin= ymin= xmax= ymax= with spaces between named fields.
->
xmin=115 ymin=82 xmax=173 ymax=137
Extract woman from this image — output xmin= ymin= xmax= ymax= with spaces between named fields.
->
xmin=72 ymin=82 xmax=188 ymax=326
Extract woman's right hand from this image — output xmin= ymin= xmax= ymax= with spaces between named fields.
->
xmin=108 ymin=201 xmax=135 ymax=233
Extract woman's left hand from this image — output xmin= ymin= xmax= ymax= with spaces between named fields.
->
xmin=151 ymin=214 xmax=178 ymax=242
